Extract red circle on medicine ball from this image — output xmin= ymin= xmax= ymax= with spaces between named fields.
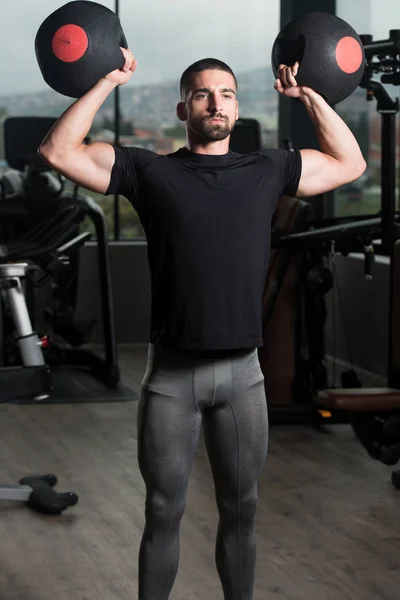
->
xmin=51 ymin=24 xmax=88 ymax=62
xmin=335 ymin=36 xmax=363 ymax=74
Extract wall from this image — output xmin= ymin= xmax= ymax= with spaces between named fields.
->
xmin=324 ymin=253 xmax=389 ymax=383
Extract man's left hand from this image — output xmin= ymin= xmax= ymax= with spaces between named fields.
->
xmin=274 ymin=62 xmax=314 ymax=99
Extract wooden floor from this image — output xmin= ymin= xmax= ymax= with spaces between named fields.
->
xmin=0 ymin=345 xmax=399 ymax=600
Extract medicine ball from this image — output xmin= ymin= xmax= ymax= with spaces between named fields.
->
xmin=35 ymin=0 xmax=128 ymax=98
xmin=271 ymin=12 xmax=365 ymax=105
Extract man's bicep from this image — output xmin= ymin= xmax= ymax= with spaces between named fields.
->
xmin=39 ymin=141 xmax=116 ymax=195
xmin=297 ymin=149 xmax=360 ymax=198
xmin=81 ymin=142 xmax=116 ymax=194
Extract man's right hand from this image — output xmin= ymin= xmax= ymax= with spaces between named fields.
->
xmin=105 ymin=47 xmax=138 ymax=86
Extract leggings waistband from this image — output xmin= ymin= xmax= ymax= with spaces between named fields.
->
xmin=155 ymin=344 xmax=256 ymax=361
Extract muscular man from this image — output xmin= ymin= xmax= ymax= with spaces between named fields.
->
xmin=39 ymin=49 xmax=366 ymax=600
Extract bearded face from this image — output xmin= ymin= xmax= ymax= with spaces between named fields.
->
xmin=179 ymin=69 xmax=239 ymax=143
xmin=187 ymin=112 xmax=234 ymax=141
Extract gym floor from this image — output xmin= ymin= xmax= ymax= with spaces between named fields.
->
xmin=0 ymin=345 xmax=398 ymax=600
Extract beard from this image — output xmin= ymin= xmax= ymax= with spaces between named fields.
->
xmin=188 ymin=115 xmax=233 ymax=141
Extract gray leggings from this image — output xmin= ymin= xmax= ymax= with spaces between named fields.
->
xmin=137 ymin=344 xmax=269 ymax=600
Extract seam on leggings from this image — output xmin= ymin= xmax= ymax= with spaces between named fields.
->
xmin=212 ymin=364 xmax=238 ymax=598
xmin=155 ymin=435 xmax=184 ymax=600
xmin=192 ymin=361 xmax=202 ymax=414
xmin=228 ymin=359 xmax=243 ymax=599
xmin=211 ymin=362 xmax=216 ymax=407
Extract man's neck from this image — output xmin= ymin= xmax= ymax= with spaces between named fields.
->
xmin=185 ymin=136 xmax=230 ymax=156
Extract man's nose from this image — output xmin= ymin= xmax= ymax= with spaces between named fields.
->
xmin=208 ymin=94 xmax=223 ymax=113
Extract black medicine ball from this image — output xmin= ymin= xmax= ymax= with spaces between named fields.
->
xmin=271 ymin=12 xmax=366 ymax=105
xmin=35 ymin=0 xmax=128 ymax=98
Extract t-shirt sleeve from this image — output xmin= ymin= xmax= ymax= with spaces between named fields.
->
xmin=105 ymin=145 xmax=158 ymax=211
xmin=281 ymin=149 xmax=302 ymax=197
xmin=262 ymin=148 xmax=302 ymax=198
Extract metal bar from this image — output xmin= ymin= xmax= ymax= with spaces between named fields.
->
xmin=0 ymin=485 xmax=32 ymax=502
xmin=114 ymin=0 xmax=120 ymax=241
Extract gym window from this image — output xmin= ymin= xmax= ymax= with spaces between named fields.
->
xmin=332 ymin=0 xmax=400 ymax=219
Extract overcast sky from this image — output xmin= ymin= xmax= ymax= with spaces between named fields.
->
xmin=0 ymin=0 xmax=398 ymax=96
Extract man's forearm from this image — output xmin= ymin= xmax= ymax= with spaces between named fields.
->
xmin=39 ymin=77 xmax=117 ymax=156
xmin=300 ymin=90 xmax=365 ymax=166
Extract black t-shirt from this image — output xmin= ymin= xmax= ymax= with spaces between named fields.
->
xmin=105 ymin=145 xmax=302 ymax=350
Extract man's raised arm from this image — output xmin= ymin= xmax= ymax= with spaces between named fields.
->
xmin=275 ymin=62 xmax=366 ymax=197
xmin=38 ymin=48 xmax=137 ymax=195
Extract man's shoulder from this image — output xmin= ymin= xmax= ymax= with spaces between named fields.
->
xmin=228 ymin=148 xmax=287 ymax=166
xmin=116 ymin=145 xmax=166 ymax=170
xmin=120 ymin=145 xmax=160 ymax=159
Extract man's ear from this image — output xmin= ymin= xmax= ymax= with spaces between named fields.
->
xmin=176 ymin=101 xmax=187 ymax=122
xmin=235 ymin=101 xmax=239 ymax=121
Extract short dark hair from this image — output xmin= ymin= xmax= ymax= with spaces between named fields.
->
xmin=180 ymin=58 xmax=238 ymax=100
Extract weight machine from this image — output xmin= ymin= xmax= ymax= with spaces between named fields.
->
xmin=260 ymin=31 xmax=400 ymax=485
xmin=0 ymin=117 xmax=120 ymax=402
